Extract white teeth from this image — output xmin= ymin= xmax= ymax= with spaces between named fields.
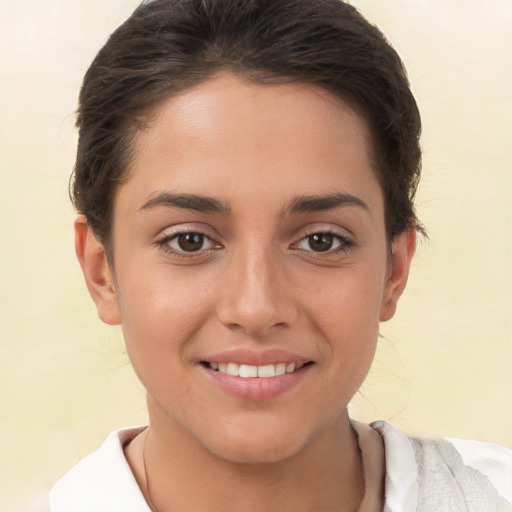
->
xmin=239 ymin=364 xmax=258 ymax=378
xmin=286 ymin=363 xmax=296 ymax=373
xmin=275 ymin=363 xmax=286 ymax=375
xmin=208 ymin=361 xmax=304 ymax=377
xmin=226 ymin=363 xmax=239 ymax=376
xmin=257 ymin=364 xmax=275 ymax=378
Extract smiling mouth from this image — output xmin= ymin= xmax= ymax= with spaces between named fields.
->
xmin=201 ymin=361 xmax=313 ymax=378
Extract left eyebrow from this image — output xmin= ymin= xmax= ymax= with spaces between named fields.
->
xmin=284 ymin=192 xmax=370 ymax=216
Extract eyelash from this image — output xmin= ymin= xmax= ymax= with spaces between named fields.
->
xmin=156 ymin=231 xmax=219 ymax=258
xmin=293 ymin=230 xmax=354 ymax=257
xmin=155 ymin=229 xmax=354 ymax=259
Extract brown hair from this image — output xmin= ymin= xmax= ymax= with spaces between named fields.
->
xmin=72 ymin=0 xmax=422 ymax=248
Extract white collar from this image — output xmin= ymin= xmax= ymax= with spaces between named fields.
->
xmin=371 ymin=421 xmax=418 ymax=512
xmin=50 ymin=421 xmax=418 ymax=512
xmin=50 ymin=426 xmax=152 ymax=512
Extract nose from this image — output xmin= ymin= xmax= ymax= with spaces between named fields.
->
xmin=216 ymin=245 xmax=298 ymax=337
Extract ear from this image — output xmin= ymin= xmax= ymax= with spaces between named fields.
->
xmin=379 ymin=227 xmax=416 ymax=322
xmin=74 ymin=215 xmax=121 ymax=325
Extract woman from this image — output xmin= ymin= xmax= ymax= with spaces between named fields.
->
xmin=50 ymin=0 xmax=512 ymax=510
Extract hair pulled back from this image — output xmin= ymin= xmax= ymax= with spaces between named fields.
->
xmin=72 ymin=0 xmax=422 ymax=247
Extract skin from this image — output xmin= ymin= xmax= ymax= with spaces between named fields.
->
xmin=76 ymin=73 xmax=415 ymax=512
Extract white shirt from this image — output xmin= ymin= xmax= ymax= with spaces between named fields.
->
xmin=50 ymin=422 xmax=512 ymax=512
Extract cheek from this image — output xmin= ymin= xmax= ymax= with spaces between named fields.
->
xmin=305 ymin=266 xmax=384 ymax=335
xmin=115 ymin=264 xmax=216 ymax=367
xmin=302 ymin=267 xmax=384 ymax=385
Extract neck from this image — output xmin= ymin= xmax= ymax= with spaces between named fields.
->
xmin=127 ymin=401 xmax=364 ymax=512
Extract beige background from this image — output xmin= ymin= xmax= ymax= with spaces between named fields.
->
xmin=0 ymin=1 xmax=510 ymax=510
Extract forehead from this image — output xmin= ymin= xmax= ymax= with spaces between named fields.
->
xmin=119 ymin=72 xmax=382 ymax=215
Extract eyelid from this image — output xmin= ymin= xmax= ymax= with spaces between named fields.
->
xmin=155 ymin=224 xmax=222 ymax=256
xmin=166 ymin=233 xmax=216 ymax=252
xmin=295 ymin=234 xmax=345 ymax=251
xmin=156 ymin=223 xmax=217 ymax=241
xmin=154 ymin=224 xmax=353 ymax=257
xmin=291 ymin=226 xmax=354 ymax=254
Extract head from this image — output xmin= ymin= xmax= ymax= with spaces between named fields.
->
xmin=72 ymin=0 xmax=422 ymax=254
xmin=73 ymin=0 xmax=421 ymax=464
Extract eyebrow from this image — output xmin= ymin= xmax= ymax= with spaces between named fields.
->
xmin=140 ymin=191 xmax=369 ymax=216
xmin=140 ymin=193 xmax=231 ymax=214
xmin=284 ymin=192 xmax=370 ymax=216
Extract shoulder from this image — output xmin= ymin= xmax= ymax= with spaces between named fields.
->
xmin=444 ymin=437 xmax=512 ymax=503
xmin=371 ymin=421 xmax=512 ymax=512
xmin=50 ymin=427 xmax=151 ymax=512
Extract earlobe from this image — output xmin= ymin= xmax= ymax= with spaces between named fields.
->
xmin=379 ymin=228 xmax=416 ymax=322
xmin=74 ymin=215 xmax=121 ymax=325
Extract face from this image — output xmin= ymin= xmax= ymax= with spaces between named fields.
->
xmin=78 ymin=73 xmax=414 ymax=464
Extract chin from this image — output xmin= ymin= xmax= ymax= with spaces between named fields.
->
xmin=211 ymin=437 xmax=304 ymax=465
xmin=200 ymin=416 xmax=314 ymax=465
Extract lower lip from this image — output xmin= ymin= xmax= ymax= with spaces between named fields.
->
xmin=201 ymin=364 xmax=312 ymax=401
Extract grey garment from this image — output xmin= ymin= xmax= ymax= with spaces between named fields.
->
xmin=410 ymin=438 xmax=512 ymax=512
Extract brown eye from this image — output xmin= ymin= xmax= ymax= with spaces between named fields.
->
xmin=176 ymin=233 xmax=206 ymax=252
xmin=294 ymin=231 xmax=351 ymax=255
xmin=160 ymin=230 xmax=218 ymax=256
xmin=307 ymin=233 xmax=334 ymax=252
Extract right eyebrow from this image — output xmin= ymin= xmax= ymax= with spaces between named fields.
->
xmin=140 ymin=192 xmax=231 ymax=214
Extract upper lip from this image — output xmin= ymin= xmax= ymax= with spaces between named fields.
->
xmin=200 ymin=348 xmax=312 ymax=367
